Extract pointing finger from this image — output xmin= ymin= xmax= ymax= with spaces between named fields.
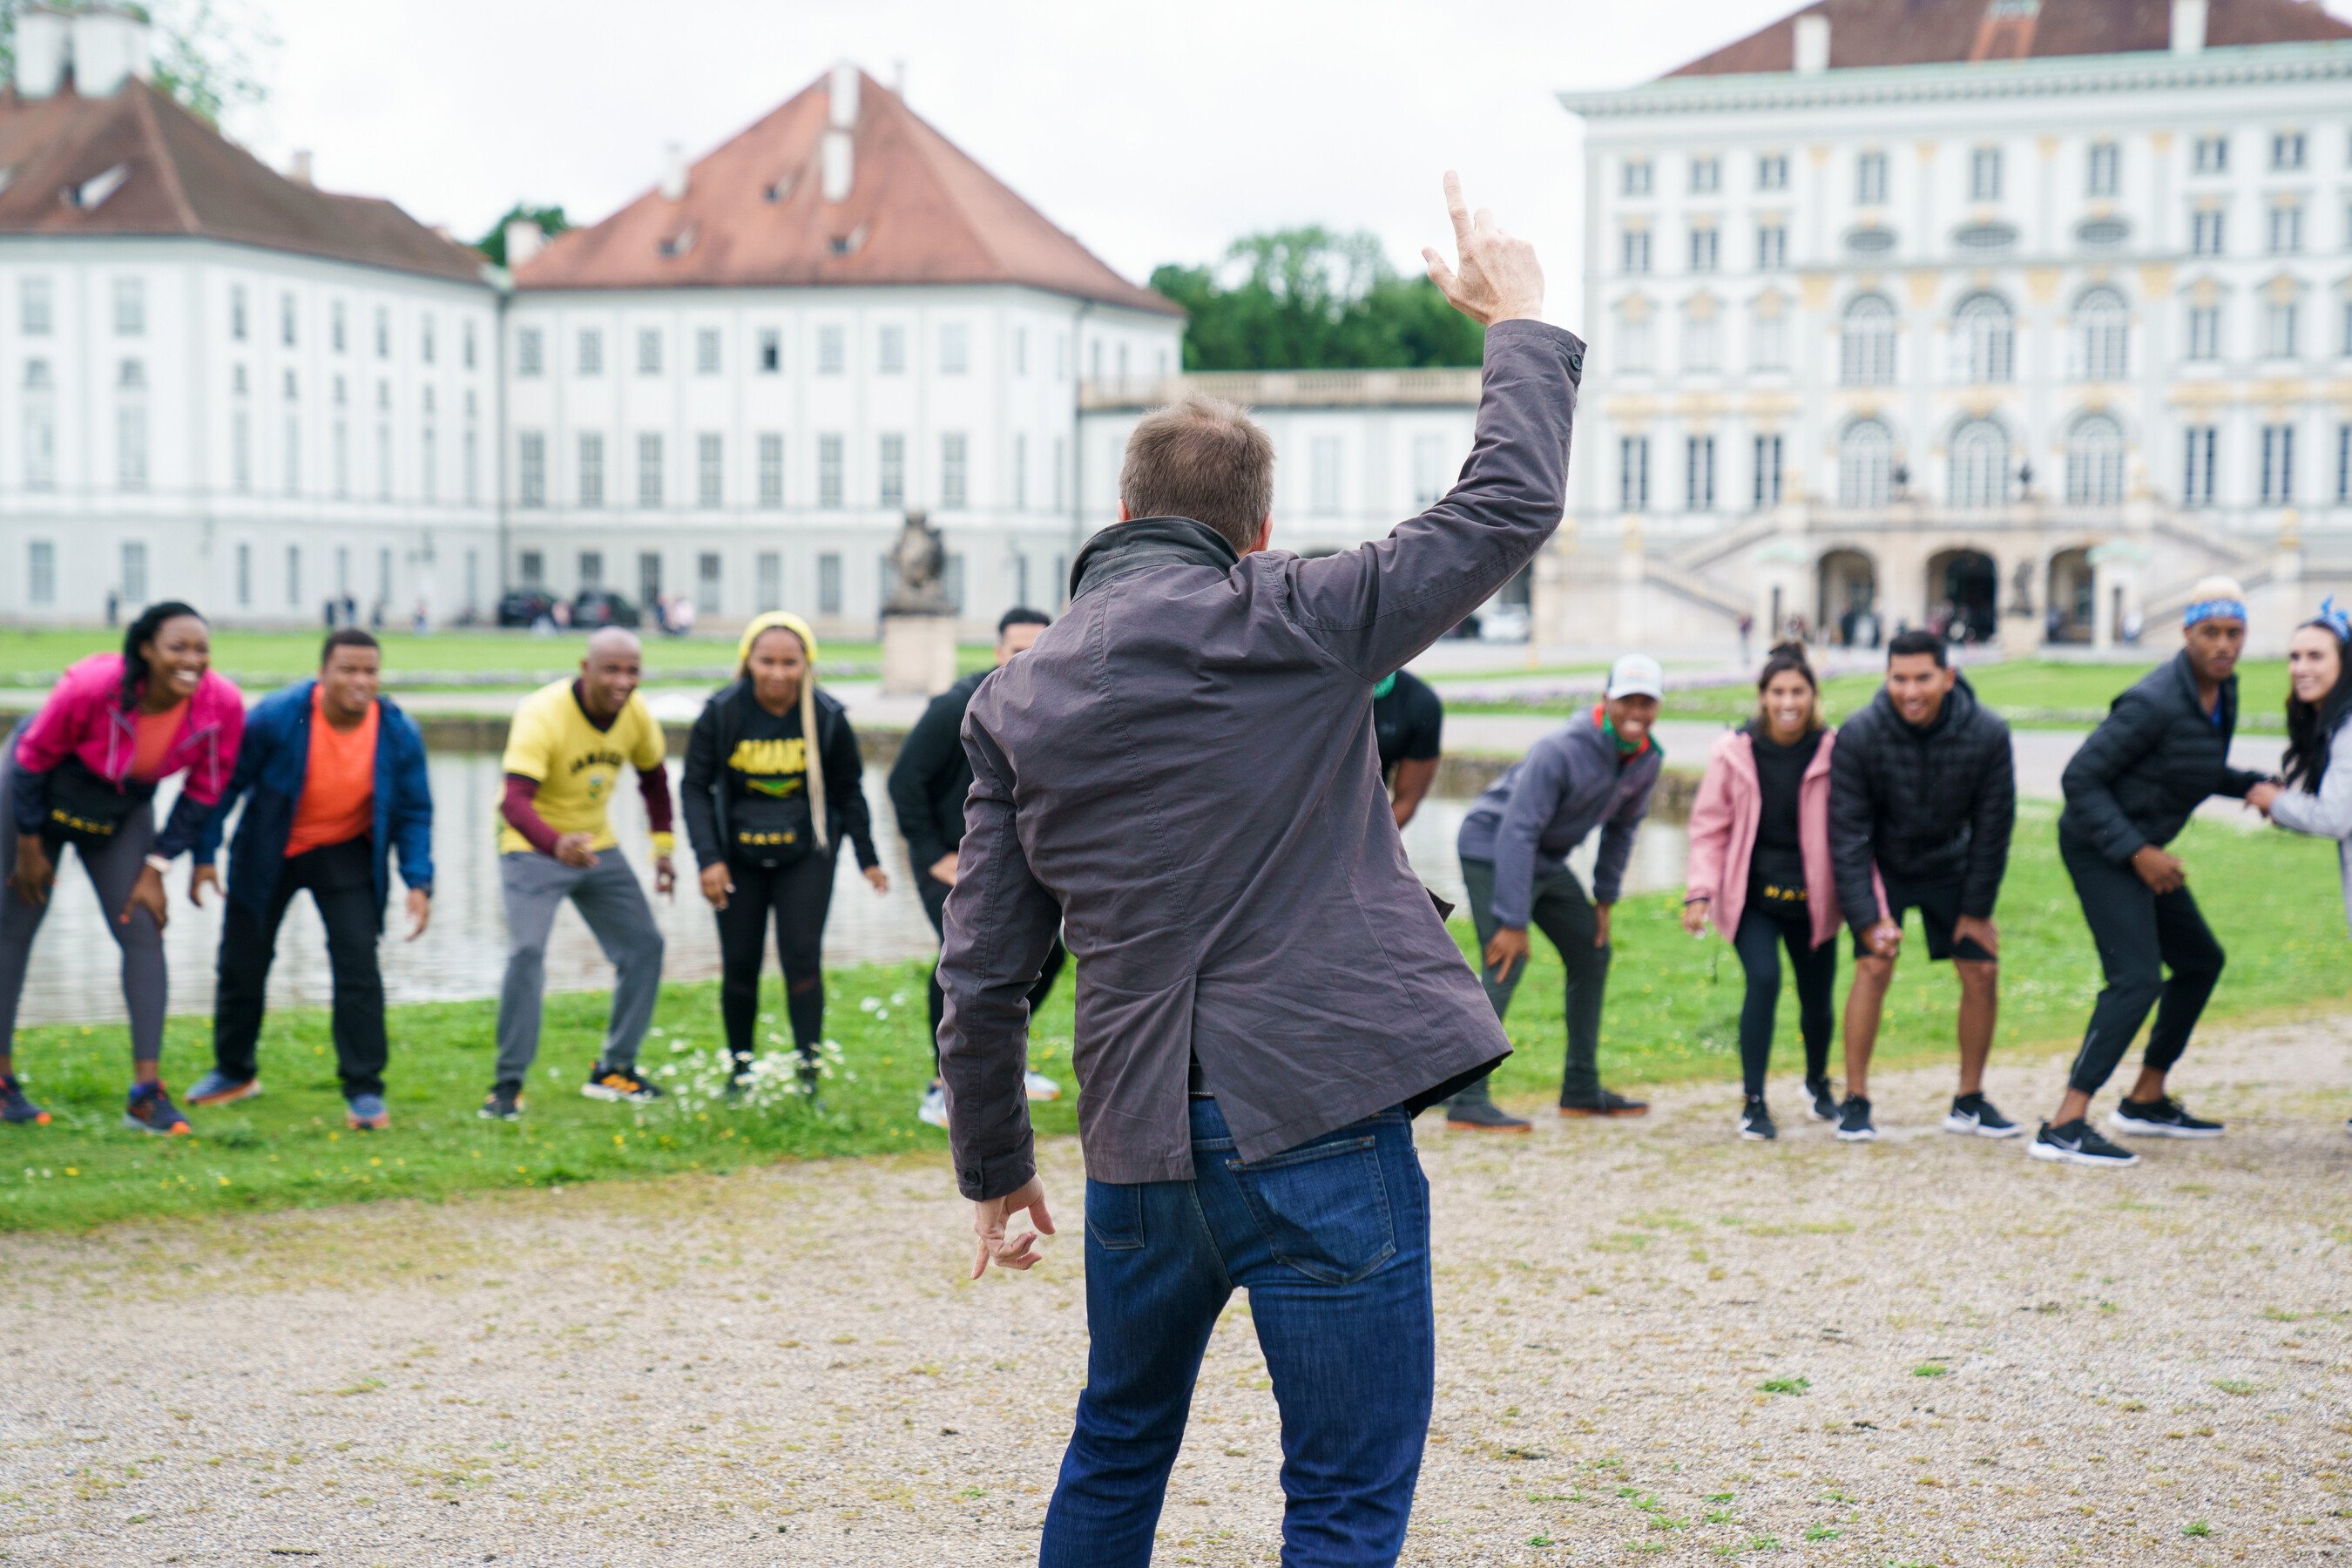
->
xmin=1443 ymin=170 xmax=1471 ymax=247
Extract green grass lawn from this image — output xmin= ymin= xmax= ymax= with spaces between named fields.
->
xmin=0 ymin=627 xmax=996 ymax=690
xmin=4 ymin=805 xmax=2344 ymax=1233
xmin=1456 ymin=658 xmax=2293 ymax=732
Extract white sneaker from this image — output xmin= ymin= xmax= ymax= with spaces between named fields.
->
xmin=1024 ymin=1070 xmax=1062 ymax=1102
xmin=917 ymin=1085 xmax=950 ymax=1129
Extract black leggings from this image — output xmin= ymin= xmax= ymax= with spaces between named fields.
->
xmin=1734 ymin=904 xmax=1835 ymax=1098
xmin=716 ymin=851 xmax=835 ymax=1060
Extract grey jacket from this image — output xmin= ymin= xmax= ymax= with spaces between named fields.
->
xmin=936 ymin=319 xmax=1585 ymax=1199
xmin=2268 ymin=712 xmax=2352 ymax=936
xmin=1456 ymin=713 xmax=1661 ymax=925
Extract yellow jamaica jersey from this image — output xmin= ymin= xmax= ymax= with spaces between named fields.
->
xmin=497 ymin=679 xmax=666 ymax=855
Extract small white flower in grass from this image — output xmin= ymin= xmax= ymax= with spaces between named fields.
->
xmin=889 ymin=991 xmax=909 ymax=1007
xmin=858 ymin=997 xmax=882 ymax=1014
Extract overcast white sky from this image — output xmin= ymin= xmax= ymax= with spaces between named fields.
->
xmin=231 ymin=0 xmax=1831 ymax=328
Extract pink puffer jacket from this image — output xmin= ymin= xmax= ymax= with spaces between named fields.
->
xmin=1682 ymin=726 xmax=1865 ymax=951
xmin=10 ymin=652 xmax=245 ymax=810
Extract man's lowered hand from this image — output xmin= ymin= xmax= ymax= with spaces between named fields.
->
xmin=970 ymin=1176 xmax=1056 ymax=1280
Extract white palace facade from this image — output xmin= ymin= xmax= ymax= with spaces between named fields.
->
xmin=1555 ymin=0 xmax=2352 ymax=656
xmin=0 ymin=11 xmax=1187 ymax=639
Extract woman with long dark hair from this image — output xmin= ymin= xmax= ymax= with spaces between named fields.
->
xmin=2247 ymin=601 xmax=2352 ymax=1134
xmin=681 ymin=612 xmax=886 ymax=1098
xmin=0 ymin=604 xmax=246 ymax=1132
xmin=1680 ymin=643 xmax=1849 ymax=1140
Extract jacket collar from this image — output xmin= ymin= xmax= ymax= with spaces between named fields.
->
xmin=1071 ymin=516 xmax=1240 ymax=602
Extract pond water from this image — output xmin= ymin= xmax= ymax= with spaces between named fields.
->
xmin=9 ymin=754 xmax=1689 ymax=1028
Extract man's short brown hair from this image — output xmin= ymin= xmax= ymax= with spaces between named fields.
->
xmin=1118 ymin=393 xmax=1274 ymax=554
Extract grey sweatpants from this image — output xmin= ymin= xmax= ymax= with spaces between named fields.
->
xmin=494 ymin=849 xmax=665 ymax=1087
xmin=0 ymin=756 xmax=166 ymax=1062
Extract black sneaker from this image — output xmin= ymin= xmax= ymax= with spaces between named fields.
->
xmin=1835 ymin=1095 xmax=1877 ymax=1142
xmin=2031 ymin=1118 xmax=2139 ymax=1166
xmin=1943 ymin=1092 xmax=2023 ymax=1139
xmin=1738 ymin=1097 xmax=1777 ymax=1142
xmin=2109 ymin=1095 xmax=2223 ymax=1139
xmin=478 ymin=1083 xmax=524 ymax=1121
xmin=1559 ymin=1088 xmax=1649 ymax=1118
xmin=1446 ymin=1098 xmax=1532 ymax=1133
xmin=0 ymin=1074 xmax=48 ymax=1126
xmin=1805 ymin=1075 xmax=1839 ymax=1124
xmin=582 ymin=1062 xmax=664 ymax=1104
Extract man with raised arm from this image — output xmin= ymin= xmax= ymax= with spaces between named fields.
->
xmin=935 ymin=175 xmax=1580 ymax=1566
xmin=483 ymin=626 xmax=676 ymax=1121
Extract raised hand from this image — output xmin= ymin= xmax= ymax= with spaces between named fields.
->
xmin=1421 ymin=171 xmax=1544 ymax=328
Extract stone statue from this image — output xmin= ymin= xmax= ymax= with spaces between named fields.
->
xmin=884 ymin=510 xmax=952 ymax=615
xmin=2008 ymin=557 xmax=2036 ymax=618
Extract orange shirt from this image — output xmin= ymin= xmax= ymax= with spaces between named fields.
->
xmin=284 ymin=686 xmax=378 ymax=858
xmin=129 ymin=700 xmax=187 ymax=781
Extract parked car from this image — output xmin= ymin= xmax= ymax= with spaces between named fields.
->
xmin=1478 ymin=604 xmax=1532 ymax=643
xmin=495 ymin=590 xmax=557 ymax=628
xmin=571 ymin=589 xmax=640 ymax=629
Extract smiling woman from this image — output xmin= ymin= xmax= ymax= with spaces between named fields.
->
xmin=1 ymin=602 xmax=247 ymax=1136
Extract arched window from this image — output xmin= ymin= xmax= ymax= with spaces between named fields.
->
xmin=2075 ymin=287 xmax=2130 ymax=382
xmin=1840 ymin=293 xmax=1897 ymax=386
xmin=1839 ymin=418 xmax=1894 ymax=508
xmin=2065 ymin=414 xmax=2126 ymax=505
xmin=1949 ymin=420 xmax=2010 ymax=509
xmin=1954 ymin=292 xmax=2014 ymax=383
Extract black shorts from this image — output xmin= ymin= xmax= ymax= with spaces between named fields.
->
xmin=1854 ymin=876 xmax=1995 ymax=963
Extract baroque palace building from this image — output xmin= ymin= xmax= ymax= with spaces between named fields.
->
xmin=1554 ymin=0 xmax=2352 ymax=656
xmin=0 ymin=9 xmax=1185 ymax=639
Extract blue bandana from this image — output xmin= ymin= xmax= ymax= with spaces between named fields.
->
xmin=2184 ymin=598 xmax=2247 ymax=628
xmin=2317 ymin=598 xmax=2352 ymax=640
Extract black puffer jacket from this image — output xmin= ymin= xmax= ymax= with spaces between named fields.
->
xmin=2059 ymin=651 xmax=2264 ymax=862
xmin=1829 ymin=674 xmax=2017 ymax=930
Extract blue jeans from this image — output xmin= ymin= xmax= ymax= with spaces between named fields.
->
xmin=1040 ymin=1098 xmax=1434 ymax=1568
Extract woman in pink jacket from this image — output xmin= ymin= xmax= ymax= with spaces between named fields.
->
xmin=1682 ymin=644 xmax=1848 ymax=1141
xmin=0 ymin=602 xmax=244 ymax=1134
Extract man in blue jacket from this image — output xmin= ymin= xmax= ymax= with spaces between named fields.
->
xmin=1447 ymin=653 xmax=1666 ymax=1130
xmin=186 ymin=629 xmax=433 ymax=1130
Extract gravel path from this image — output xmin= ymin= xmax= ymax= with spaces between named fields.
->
xmin=4 ymin=1019 xmax=2349 ymax=1566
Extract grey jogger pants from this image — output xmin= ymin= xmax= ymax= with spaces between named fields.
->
xmin=493 ymin=848 xmax=665 ymax=1088
xmin=0 ymin=754 xmax=166 ymax=1062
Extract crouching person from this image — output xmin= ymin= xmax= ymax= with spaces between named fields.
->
xmin=189 ymin=629 xmax=432 ymax=1130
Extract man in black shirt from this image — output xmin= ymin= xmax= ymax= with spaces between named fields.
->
xmin=1374 ymin=668 xmax=1444 ymax=828
xmin=890 ymin=608 xmax=1067 ymax=1127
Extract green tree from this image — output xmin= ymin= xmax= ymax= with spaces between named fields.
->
xmin=0 ymin=0 xmax=276 ymax=128
xmin=474 ymin=202 xmax=570 ymax=268
xmin=1149 ymin=226 xmax=1484 ymax=372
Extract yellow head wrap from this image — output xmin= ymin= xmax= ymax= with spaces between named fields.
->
xmin=732 ymin=610 xmax=829 ymax=852
xmin=737 ymin=611 xmax=819 ymax=671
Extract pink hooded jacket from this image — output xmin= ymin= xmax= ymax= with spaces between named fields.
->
xmin=11 ymin=652 xmax=245 ymax=812
xmin=1682 ymin=727 xmax=1860 ymax=950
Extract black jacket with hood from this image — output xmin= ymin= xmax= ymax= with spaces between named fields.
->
xmin=680 ymin=679 xmax=878 ymax=871
xmin=1828 ymin=673 xmax=2017 ymax=931
xmin=2058 ymin=650 xmax=2263 ymax=862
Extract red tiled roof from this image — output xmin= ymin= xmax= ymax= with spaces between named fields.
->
xmin=517 ymin=68 xmax=1180 ymax=316
xmin=0 ymin=78 xmax=487 ymax=283
xmin=1665 ymin=0 xmax=2352 ymax=77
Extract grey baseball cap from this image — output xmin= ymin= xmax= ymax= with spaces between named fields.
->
xmin=1605 ymin=653 xmax=1665 ymax=701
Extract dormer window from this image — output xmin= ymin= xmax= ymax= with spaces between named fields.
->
xmin=67 ymin=163 xmax=129 ymax=210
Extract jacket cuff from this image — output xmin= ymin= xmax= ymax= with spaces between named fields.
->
xmin=1485 ymin=318 xmax=1587 ymax=373
xmin=956 ymin=1143 xmax=1037 ymax=1203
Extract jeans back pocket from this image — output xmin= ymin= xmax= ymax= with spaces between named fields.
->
xmin=1225 ymin=1133 xmax=1396 ymax=1285
xmin=1085 ymin=1180 xmax=1146 ymax=1251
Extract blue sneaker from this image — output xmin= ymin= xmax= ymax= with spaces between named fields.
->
xmin=345 ymin=1092 xmax=389 ymax=1131
xmin=186 ymin=1069 xmax=261 ymax=1106
xmin=123 ymin=1081 xmax=191 ymax=1135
